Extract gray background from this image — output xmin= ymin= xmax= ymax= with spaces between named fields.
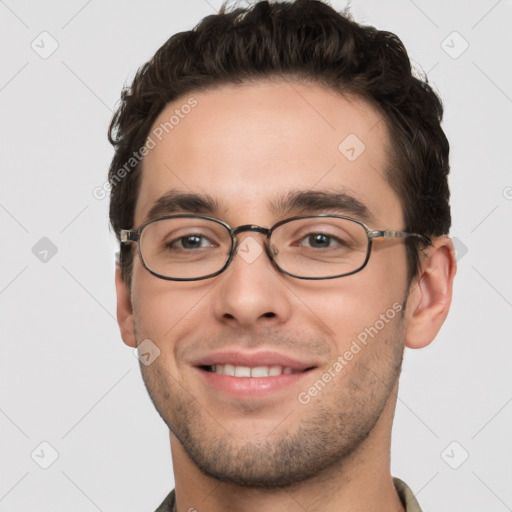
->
xmin=1 ymin=0 xmax=511 ymax=510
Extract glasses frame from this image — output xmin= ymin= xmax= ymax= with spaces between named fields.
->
xmin=120 ymin=214 xmax=432 ymax=281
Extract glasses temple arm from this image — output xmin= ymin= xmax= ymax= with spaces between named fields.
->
xmin=120 ymin=229 xmax=139 ymax=243
xmin=370 ymin=230 xmax=432 ymax=245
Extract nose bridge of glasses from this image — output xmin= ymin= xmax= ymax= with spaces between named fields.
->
xmin=230 ymin=224 xmax=276 ymax=261
xmin=232 ymin=224 xmax=271 ymax=237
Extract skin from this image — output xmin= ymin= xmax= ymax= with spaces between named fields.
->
xmin=116 ymin=80 xmax=456 ymax=512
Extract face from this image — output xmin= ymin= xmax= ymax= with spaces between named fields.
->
xmin=126 ymin=80 xmax=411 ymax=487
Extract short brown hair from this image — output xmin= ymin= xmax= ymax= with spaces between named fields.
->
xmin=108 ymin=0 xmax=450 ymax=288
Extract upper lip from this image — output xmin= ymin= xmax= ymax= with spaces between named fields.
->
xmin=192 ymin=350 xmax=317 ymax=371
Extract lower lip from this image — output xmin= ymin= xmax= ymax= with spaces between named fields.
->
xmin=196 ymin=367 xmax=312 ymax=399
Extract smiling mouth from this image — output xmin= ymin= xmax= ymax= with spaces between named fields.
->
xmin=200 ymin=364 xmax=315 ymax=377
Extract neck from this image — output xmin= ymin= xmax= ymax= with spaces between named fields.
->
xmin=169 ymin=387 xmax=405 ymax=512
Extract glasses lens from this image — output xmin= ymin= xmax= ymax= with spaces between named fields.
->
xmin=140 ymin=217 xmax=232 ymax=279
xmin=270 ymin=217 xmax=369 ymax=278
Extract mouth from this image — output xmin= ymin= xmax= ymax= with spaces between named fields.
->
xmin=200 ymin=364 xmax=313 ymax=377
xmin=194 ymin=351 xmax=317 ymax=399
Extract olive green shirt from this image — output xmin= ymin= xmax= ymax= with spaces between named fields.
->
xmin=154 ymin=477 xmax=422 ymax=511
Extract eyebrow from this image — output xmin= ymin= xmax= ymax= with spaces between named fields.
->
xmin=144 ymin=190 xmax=221 ymax=223
xmin=269 ymin=190 xmax=374 ymax=223
xmin=143 ymin=189 xmax=374 ymax=225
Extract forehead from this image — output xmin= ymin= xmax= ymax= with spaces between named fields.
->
xmin=134 ymin=80 xmax=402 ymax=227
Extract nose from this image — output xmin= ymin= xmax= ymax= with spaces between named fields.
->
xmin=212 ymin=233 xmax=292 ymax=329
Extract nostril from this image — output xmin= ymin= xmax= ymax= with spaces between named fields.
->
xmin=262 ymin=312 xmax=276 ymax=318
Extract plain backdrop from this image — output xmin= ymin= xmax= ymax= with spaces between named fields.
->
xmin=1 ymin=0 xmax=511 ymax=510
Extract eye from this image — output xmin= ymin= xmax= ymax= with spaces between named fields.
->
xmin=303 ymin=233 xmax=337 ymax=248
xmin=168 ymin=233 xmax=215 ymax=250
xmin=298 ymin=231 xmax=351 ymax=249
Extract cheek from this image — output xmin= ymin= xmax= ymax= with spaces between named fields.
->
xmin=131 ymin=264 xmax=213 ymax=345
xmin=293 ymin=257 xmax=407 ymax=352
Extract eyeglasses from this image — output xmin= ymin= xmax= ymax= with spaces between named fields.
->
xmin=120 ymin=214 xmax=431 ymax=281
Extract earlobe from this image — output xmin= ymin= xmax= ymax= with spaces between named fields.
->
xmin=115 ymin=266 xmax=137 ymax=348
xmin=404 ymin=237 xmax=457 ymax=349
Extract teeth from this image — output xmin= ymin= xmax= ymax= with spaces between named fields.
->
xmin=210 ymin=364 xmax=297 ymax=377
xmin=234 ymin=366 xmax=251 ymax=377
xmin=269 ymin=365 xmax=282 ymax=376
xmin=216 ymin=364 xmax=234 ymax=376
xmin=251 ymin=366 xmax=269 ymax=377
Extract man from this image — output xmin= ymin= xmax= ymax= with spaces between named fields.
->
xmin=108 ymin=1 xmax=456 ymax=510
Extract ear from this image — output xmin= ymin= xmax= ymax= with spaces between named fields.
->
xmin=115 ymin=265 xmax=137 ymax=348
xmin=404 ymin=236 xmax=457 ymax=349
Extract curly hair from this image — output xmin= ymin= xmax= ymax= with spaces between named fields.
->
xmin=108 ymin=0 xmax=450 ymax=288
